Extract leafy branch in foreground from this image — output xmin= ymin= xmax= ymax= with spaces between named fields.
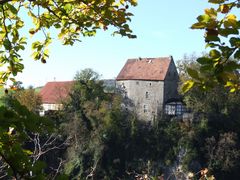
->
xmin=0 ymin=98 xmax=53 ymax=178
xmin=0 ymin=0 xmax=137 ymax=86
xmin=182 ymin=0 xmax=240 ymax=93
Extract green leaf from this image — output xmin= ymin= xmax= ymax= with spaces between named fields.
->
xmin=191 ymin=22 xmax=206 ymax=29
xmin=32 ymin=41 xmax=41 ymax=49
xmin=219 ymin=46 xmax=235 ymax=58
xmin=54 ymin=23 xmax=61 ymax=28
xmin=205 ymin=42 xmax=219 ymax=48
xmin=16 ymin=20 xmax=24 ymax=28
xmin=23 ymin=149 xmax=33 ymax=155
xmin=43 ymin=49 xmax=49 ymax=57
xmin=219 ymin=28 xmax=239 ymax=37
xmin=224 ymin=61 xmax=240 ymax=72
xmin=197 ymin=14 xmax=210 ymax=23
xmin=187 ymin=68 xmax=199 ymax=79
xmin=230 ymin=37 xmax=240 ymax=47
xmin=7 ymin=4 xmax=18 ymax=14
xmin=197 ymin=57 xmax=212 ymax=64
xmin=209 ymin=49 xmax=221 ymax=59
xmin=31 ymin=52 xmax=40 ymax=60
xmin=233 ymin=49 xmax=240 ymax=59
xmin=56 ymin=174 xmax=69 ymax=180
xmin=3 ymin=39 xmax=11 ymax=50
xmin=205 ymin=35 xmax=220 ymax=42
xmin=64 ymin=4 xmax=72 ymax=11
xmin=200 ymin=64 xmax=213 ymax=72
xmin=208 ymin=0 xmax=225 ymax=4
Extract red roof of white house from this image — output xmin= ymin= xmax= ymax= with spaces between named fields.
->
xmin=116 ymin=57 xmax=172 ymax=81
xmin=39 ymin=81 xmax=74 ymax=104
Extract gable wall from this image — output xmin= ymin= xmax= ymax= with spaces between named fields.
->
xmin=163 ymin=59 xmax=179 ymax=103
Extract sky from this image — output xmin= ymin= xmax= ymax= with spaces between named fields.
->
xmin=17 ymin=0 xmax=213 ymax=87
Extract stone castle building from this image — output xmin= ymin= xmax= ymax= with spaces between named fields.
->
xmin=39 ymin=56 xmax=183 ymax=120
xmin=116 ymin=56 xmax=180 ymax=122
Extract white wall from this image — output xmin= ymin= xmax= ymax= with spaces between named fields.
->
xmin=39 ymin=103 xmax=63 ymax=116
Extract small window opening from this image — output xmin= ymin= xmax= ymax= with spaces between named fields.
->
xmin=146 ymin=92 xmax=149 ymax=98
xmin=143 ymin=105 xmax=147 ymax=113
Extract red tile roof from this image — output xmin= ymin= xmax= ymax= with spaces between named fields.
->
xmin=39 ymin=81 xmax=74 ymax=104
xmin=116 ymin=57 xmax=172 ymax=81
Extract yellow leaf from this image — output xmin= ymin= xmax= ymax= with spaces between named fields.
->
xmin=204 ymin=8 xmax=217 ymax=18
xmin=182 ymin=80 xmax=195 ymax=93
xmin=225 ymin=81 xmax=234 ymax=87
xmin=224 ymin=14 xmax=237 ymax=28
xmin=230 ymin=88 xmax=236 ymax=92
xmin=23 ymin=149 xmax=33 ymax=155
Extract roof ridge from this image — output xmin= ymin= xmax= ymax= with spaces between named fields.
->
xmin=46 ymin=81 xmax=73 ymax=83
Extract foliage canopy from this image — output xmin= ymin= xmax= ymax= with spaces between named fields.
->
xmin=0 ymin=0 xmax=137 ymax=86
xmin=183 ymin=0 xmax=240 ymax=93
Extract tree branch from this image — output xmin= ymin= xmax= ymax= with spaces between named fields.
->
xmin=0 ymin=152 xmax=19 ymax=179
xmin=0 ymin=0 xmax=13 ymax=5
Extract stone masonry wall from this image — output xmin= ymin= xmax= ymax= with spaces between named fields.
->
xmin=117 ymin=80 xmax=164 ymax=122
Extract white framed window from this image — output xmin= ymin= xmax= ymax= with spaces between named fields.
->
xmin=165 ymin=104 xmax=175 ymax=115
xmin=165 ymin=102 xmax=186 ymax=116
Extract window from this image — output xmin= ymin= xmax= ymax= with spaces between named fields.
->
xmin=143 ymin=105 xmax=147 ymax=113
xmin=146 ymin=92 xmax=149 ymax=98
xmin=164 ymin=102 xmax=186 ymax=116
xmin=165 ymin=104 xmax=175 ymax=115
xmin=121 ymin=82 xmax=125 ymax=89
xmin=176 ymin=104 xmax=182 ymax=115
xmin=136 ymin=81 xmax=139 ymax=85
xmin=124 ymin=91 xmax=127 ymax=98
xmin=149 ymin=83 xmax=152 ymax=86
